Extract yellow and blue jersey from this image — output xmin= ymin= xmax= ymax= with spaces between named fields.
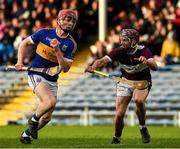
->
xmin=28 ymin=28 xmax=77 ymax=82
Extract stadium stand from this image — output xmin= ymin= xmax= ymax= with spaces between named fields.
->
xmin=2 ymin=63 xmax=180 ymax=126
xmin=0 ymin=69 xmax=37 ymax=125
xmin=54 ymin=67 xmax=180 ymax=126
xmin=0 ymin=47 xmax=90 ymax=125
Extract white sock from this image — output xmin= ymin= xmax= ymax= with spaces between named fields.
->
xmin=31 ymin=116 xmax=38 ymax=122
xmin=114 ymin=136 xmax=120 ymax=140
xmin=22 ymin=131 xmax=30 ymax=137
xmin=139 ymin=125 xmax=146 ymax=129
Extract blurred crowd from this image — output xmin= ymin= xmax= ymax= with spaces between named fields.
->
xmin=88 ymin=0 xmax=180 ymax=69
xmin=0 ymin=0 xmax=99 ymax=65
xmin=0 ymin=0 xmax=180 ymax=67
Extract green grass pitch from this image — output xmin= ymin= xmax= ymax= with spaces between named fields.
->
xmin=0 ymin=125 xmax=180 ymax=148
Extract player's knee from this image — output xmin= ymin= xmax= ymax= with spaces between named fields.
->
xmin=116 ymin=110 xmax=125 ymax=118
xmin=134 ymin=99 xmax=145 ymax=104
xmin=50 ymin=98 xmax=56 ymax=107
xmin=135 ymin=100 xmax=145 ymax=107
xmin=43 ymin=98 xmax=56 ymax=108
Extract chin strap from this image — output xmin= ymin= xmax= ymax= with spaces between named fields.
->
xmin=57 ymin=19 xmax=72 ymax=34
xmin=56 ymin=28 xmax=69 ymax=38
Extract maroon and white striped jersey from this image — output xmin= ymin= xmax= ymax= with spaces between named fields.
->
xmin=107 ymin=45 xmax=153 ymax=81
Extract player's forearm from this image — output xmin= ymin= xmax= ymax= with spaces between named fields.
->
xmin=92 ymin=56 xmax=110 ymax=70
xmin=147 ymin=58 xmax=158 ymax=71
xmin=55 ymin=50 xmax=71 ymax=72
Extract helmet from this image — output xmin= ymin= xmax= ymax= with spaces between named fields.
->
xmin=119 ymin=29 xmax=139 ymax=48
xmin=57 ymin=9 xmax=78 ymax=33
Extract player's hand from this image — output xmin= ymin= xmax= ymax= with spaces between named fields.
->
xmin=84 ymin=66 xmax=94 ymax=73
xmin=15 ymin=63 xmax=24 ymax=70
xmin=50 ymin=39 xmax=60 ymax=51
xmin=134 ymin=56 xmax=148 ymax=64
xmin=85 ymin=60 xmax=102 ymax=73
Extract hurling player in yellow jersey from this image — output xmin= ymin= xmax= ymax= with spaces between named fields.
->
xmin=15 ymin=9 xmax=78 ymax=144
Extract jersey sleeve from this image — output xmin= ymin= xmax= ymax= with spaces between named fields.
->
xmin=30 ymin=29 xmax=45 ymax=44
xmin=107 ymin=48 xmax=123 ymax=61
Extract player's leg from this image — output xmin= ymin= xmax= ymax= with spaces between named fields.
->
xmin=38 ymin=105 xmax=56 ymax=130
xmin=20 ymin=82 xmax=56 ymax=143
xmin=20 ymin=75 xmax=57 ymax=144
xmin=34 ymin=83 xmax=57 ymax=119
xmin=29 ymin=82 xmax=56 ymax=137
xmin=111 ymin=96 xmax=131 ymax=144
xmin=133 ymin=88 xmax=151 ymax=143
xmin=111 ymin=82 xmax=133 ymax=144
xmin=134 ymin=88 xmax=149 ymax=126
xmin=37 ymin=82 xmax=57 ymax=130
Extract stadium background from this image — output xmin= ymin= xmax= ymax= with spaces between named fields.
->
xmin=0 ymin=0 xmax=180 ymax=148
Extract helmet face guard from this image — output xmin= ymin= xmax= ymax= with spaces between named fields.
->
xmin=119 ymin=35 xmax=132 ymax=49
xmin=57 ymin=9 xmax=78 ymax=33
xmin=119 ymin=29 xmax=139 ymax=49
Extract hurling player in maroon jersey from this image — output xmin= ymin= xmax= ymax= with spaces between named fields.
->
xmin=85 ymin=29 xmax=158 ymax=144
